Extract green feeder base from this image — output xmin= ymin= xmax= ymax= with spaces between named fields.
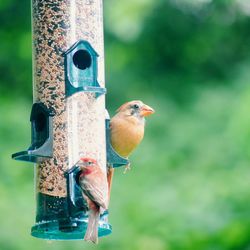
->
xmin=31 ymin=192 xmax=112 ymax=240
xmin=31 ymin=217 xmax=112 ymax=240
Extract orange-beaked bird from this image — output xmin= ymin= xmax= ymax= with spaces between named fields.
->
xmin=107 ymin=100 xmax=154 ymax=200
xmin=78 ymin=157 xmax=108 ymax=244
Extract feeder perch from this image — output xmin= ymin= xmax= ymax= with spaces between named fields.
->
xmin=12 ymin=103 xmax=54 ymax=163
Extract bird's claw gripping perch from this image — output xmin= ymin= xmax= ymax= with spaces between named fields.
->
xmin=123 ymin=163 xmax=131 ymax=174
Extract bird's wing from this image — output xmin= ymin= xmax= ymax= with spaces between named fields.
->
xmin=80 ymin=172 xmax=108 ymax=209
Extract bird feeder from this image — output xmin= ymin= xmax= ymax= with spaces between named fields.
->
xmin=12 ymin=0 xmax=127 ymax=240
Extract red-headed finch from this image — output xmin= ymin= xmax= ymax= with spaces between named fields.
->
xmin=78 ymin=157 xmax=108 ymax=244
xmin=107 ymin=100 xmax=154 ymax=199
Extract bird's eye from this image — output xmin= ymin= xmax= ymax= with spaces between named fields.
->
xmin=88 ymin=161 xmax=92 ymax=166
xmin=132 ymin=104 xmax=139 ymax=109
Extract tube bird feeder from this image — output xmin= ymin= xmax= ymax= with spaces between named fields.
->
xmin=12 ymin=0 xmax=128 ymax=240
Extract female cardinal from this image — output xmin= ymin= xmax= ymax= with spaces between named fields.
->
xmin=78 ymin=157 xmax=108 ymax=244
xmin=107 ymin=100 xmax=154 ymax=199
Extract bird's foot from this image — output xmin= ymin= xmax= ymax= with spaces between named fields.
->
xmin=123 ymin=163 xmax=131 ymax=174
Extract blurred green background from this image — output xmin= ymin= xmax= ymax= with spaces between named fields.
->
xmin=1 ymin=0 xmax=250 ymax=249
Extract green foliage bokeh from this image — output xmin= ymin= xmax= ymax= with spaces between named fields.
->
xmin=1 ymin=0 xmax=250 ymax=249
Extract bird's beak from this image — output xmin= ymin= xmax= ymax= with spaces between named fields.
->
xmin=140 ymin=104 xmax=155 ymax=117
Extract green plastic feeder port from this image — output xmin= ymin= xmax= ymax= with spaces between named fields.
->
xmin=12 ymin=103 xmax=55 ymax=163
xmin=31 ymin=165 xmax=112 ymax=240
xmin=65 ymin=40 xmax=106 ymax=98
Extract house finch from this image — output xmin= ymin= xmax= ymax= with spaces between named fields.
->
xmin=78 ymin=157 xmax=108 ymax=244
xmin=107 ymin=100 xmax=154 ymax=199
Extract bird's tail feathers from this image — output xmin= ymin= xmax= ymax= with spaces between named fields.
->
xmin=107 ymin=167 xmax=115 ymax=206
xmin=84 ymin=207 xmax=100 ymax=244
